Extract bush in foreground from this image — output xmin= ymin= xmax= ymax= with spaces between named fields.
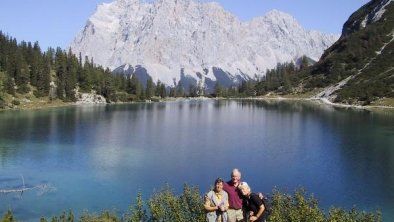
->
xmin=1 ymin=184 xmax=381 ymax=222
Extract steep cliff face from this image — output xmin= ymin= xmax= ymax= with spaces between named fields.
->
xmin=70 ymin=0 xmax=338 ymax=89
xmin=342 ymin=0 xmax=393 ymax=36
xmin=310 ymin=0 xmax=394 ymax=104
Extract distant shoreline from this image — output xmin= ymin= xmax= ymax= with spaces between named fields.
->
xmin=233 ymin=96 xmax=394 ymax=110
xmin=1 ymin=96 xmax=394 ymax=112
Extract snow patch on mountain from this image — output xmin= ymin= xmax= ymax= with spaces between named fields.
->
xmin=361 ymin=0 xmax=393 ymax=27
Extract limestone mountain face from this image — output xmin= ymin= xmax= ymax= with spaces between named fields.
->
xmin=70 ymin=0 xmax=338 ymax=90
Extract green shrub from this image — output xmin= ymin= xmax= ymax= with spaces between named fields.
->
xmin=127 ymin=192 xmax=147 ymax=222
xmin=11 ymin=100 xmax=20 ymax=106
xmin=0 ymin=97 xmax=6 ymax=109
xmin=79 ymin=211 xmax=117 ymax=222
xmin=268 ymin=188 xmax=325 ymax=222
xmin=147 ymin=184 xmax=204 ymax=222
xmin=0 ymin=210 xmax=14 ymax=222
xmin=1 ymin=185 xmax=381 ymax=222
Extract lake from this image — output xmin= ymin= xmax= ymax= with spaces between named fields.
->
xmin=0 ymin=99 xmax=393 ymax=221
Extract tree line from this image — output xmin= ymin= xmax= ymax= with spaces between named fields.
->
xmin=0 ymin=31 xmax=177 ymax=107
xmin=213 ymin=56 xmax=310 ymax=98
xmin=0 ymin=30 xmax=313 ymax=108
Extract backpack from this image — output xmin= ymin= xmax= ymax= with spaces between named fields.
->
xmin=261 ymin=194 xmax=272 ymax=218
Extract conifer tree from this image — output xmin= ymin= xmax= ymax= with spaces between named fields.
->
xmin=0 ymin=32 xmax=6 ymax=72
xmin=80 ymin=56 xmax=93 ymax=92
xmin=64 ymin=49 xmax=78 ymax=101
xmin=127 ymin=74 xmax=143 ymax=99
xmin=214 ymin=82 xmax=224 ymax=97
xmin=55 ymin=48 xmax=66 ymax=99
xmin=101 ymin=68 xmax=115 ymax=100
xmin=35 ymin=53 xmax=51 ymax=97
xmin=29 ymin=42 xmax=42 ymax=87
xmin=299 ymin=55 xmax=309 ymax=71
xmin=145 ymin=77 xmax=155 ymax=99
xmin=176 ymin=82 xmax=184 ymax=97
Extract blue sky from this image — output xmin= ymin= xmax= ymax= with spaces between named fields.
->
xmin=0 ymin=0 xmax=369 ymax=50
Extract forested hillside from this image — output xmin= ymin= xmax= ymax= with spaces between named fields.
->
xmin=0 ymin=31 xmax=171 ymax=109
xmin=304 ymin=0 xmax=394 ymax=105
xmin=248 ymin=0 xmax=394 ymax=106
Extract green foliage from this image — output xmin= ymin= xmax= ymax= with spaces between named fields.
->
xmin=267 ymin=188 xmax=381 ymax=222
xmin=11 ymin=100 xmax=20 ymax=106
xmin=255 ymin=61 xmax=300 ymax=96
xmin=178 ymin=184 xmax=205 ymax=222
xmin=155 ymin=80 xmax=167 ymax=98
xmin=0 ymin=97 xmax=5 ymax=109
xmin=147 ymin=184 xmax=204 ymax=222
xmin=1 ymin=185 xmax=381 ymax=222
xmin=145 ymin=77 xmax=155 ymax=99
xmin=0 ymin=72 xmax=5 ymax=98
xmin=303 ymin=1 xmax=394 ymax=103
xmin=0 ymin=209 xmax=14 ymax=222
xmin=327 ymin=207 xmax=382 ymax=222
xmin=48 ymin=211 xmax=75 ymax=222
xmin=212 ymin=82 xmax=225 ymax=97
xmin=268 ymin=188 xmax=325 ymax=222
xmin=128 ymin=192 xmax=147 ymax=222
xmin=0 ymin=31 xmax=168 ymax=107
xmin=79 ymin=211 xmax=117 ymax=222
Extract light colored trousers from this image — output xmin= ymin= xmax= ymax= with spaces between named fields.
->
xmin=227 ymin=208 xmax=243 ymax=222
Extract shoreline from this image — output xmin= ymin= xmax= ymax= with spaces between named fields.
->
xmin=241 ymin=96 xmax=394 ymax=110
xmin=1 ymin=95 xmax=394 ymax=112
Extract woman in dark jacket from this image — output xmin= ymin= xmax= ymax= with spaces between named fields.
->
xmin=238 ymin=182 xmax=266 ymax=222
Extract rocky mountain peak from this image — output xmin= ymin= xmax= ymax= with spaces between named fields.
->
xmin=70 ymin=0 xmax=338 ymax=90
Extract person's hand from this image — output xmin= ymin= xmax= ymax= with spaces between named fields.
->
xmin=258 ymin=192 xmax=264 ymax=199
xmin=249 ymin=211 xmax=254 ymax=216
xmin=250 ymin=215 xmax=258 ymax=221
xmin=219 ymin=205 xmax=225 ymax=211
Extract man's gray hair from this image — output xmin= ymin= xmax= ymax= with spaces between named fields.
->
xmin=231 ymin=168 xmax=241 ymax=177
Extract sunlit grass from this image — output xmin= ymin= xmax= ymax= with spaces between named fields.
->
xmin=370 ymin=97 xmax=394 ymax=107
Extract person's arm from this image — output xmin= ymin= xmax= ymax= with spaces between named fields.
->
xmin=249 ymin=194 xmax=265 ymax=222
xmin=204 ymin=194 xmax=219 ymax=212
xmin=221 ymin=191 xmax=229 ymax=211
xmin=250 ymin=204 xmax=265 ymax=221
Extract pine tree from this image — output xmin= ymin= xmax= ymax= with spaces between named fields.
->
xmin=145 ymin=77 xmax=155 ymax=99
xmin=80 ymin=56 xmax=93 ymax=92
xmin=214 ymin=82 xmax=224 ymax=97
xmin=64 ymin=49 xmax=78 ymax=101
xmin=127 ymin=74 xmax=143 ymax=99
xmin=29 ymin=42 xmax=42 ymax=87
xmin=101 ymin=68 xmax=115 ymax=100
xmin=155 ymin=80 xmax=167 ymax=98
xmin=55 ymin=48 xmax=66 ymax=99
xmin=176 ymin=82 xmax=184 ymax=97
xmin=35 ymin=53 xmax=51 ymax=97
xmin=299 ymin=55 xmax=309 ymax=71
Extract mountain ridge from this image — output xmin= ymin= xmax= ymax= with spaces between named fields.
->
xmin=70 ymin=0 xmax=338 ymax=90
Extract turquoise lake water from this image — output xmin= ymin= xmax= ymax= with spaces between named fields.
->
xmin=0 ymin=99 xmax=393 ymax=221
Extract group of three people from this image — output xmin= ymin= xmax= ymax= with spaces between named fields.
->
xmin=204 ymin=169 xmax=267 ymax=222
